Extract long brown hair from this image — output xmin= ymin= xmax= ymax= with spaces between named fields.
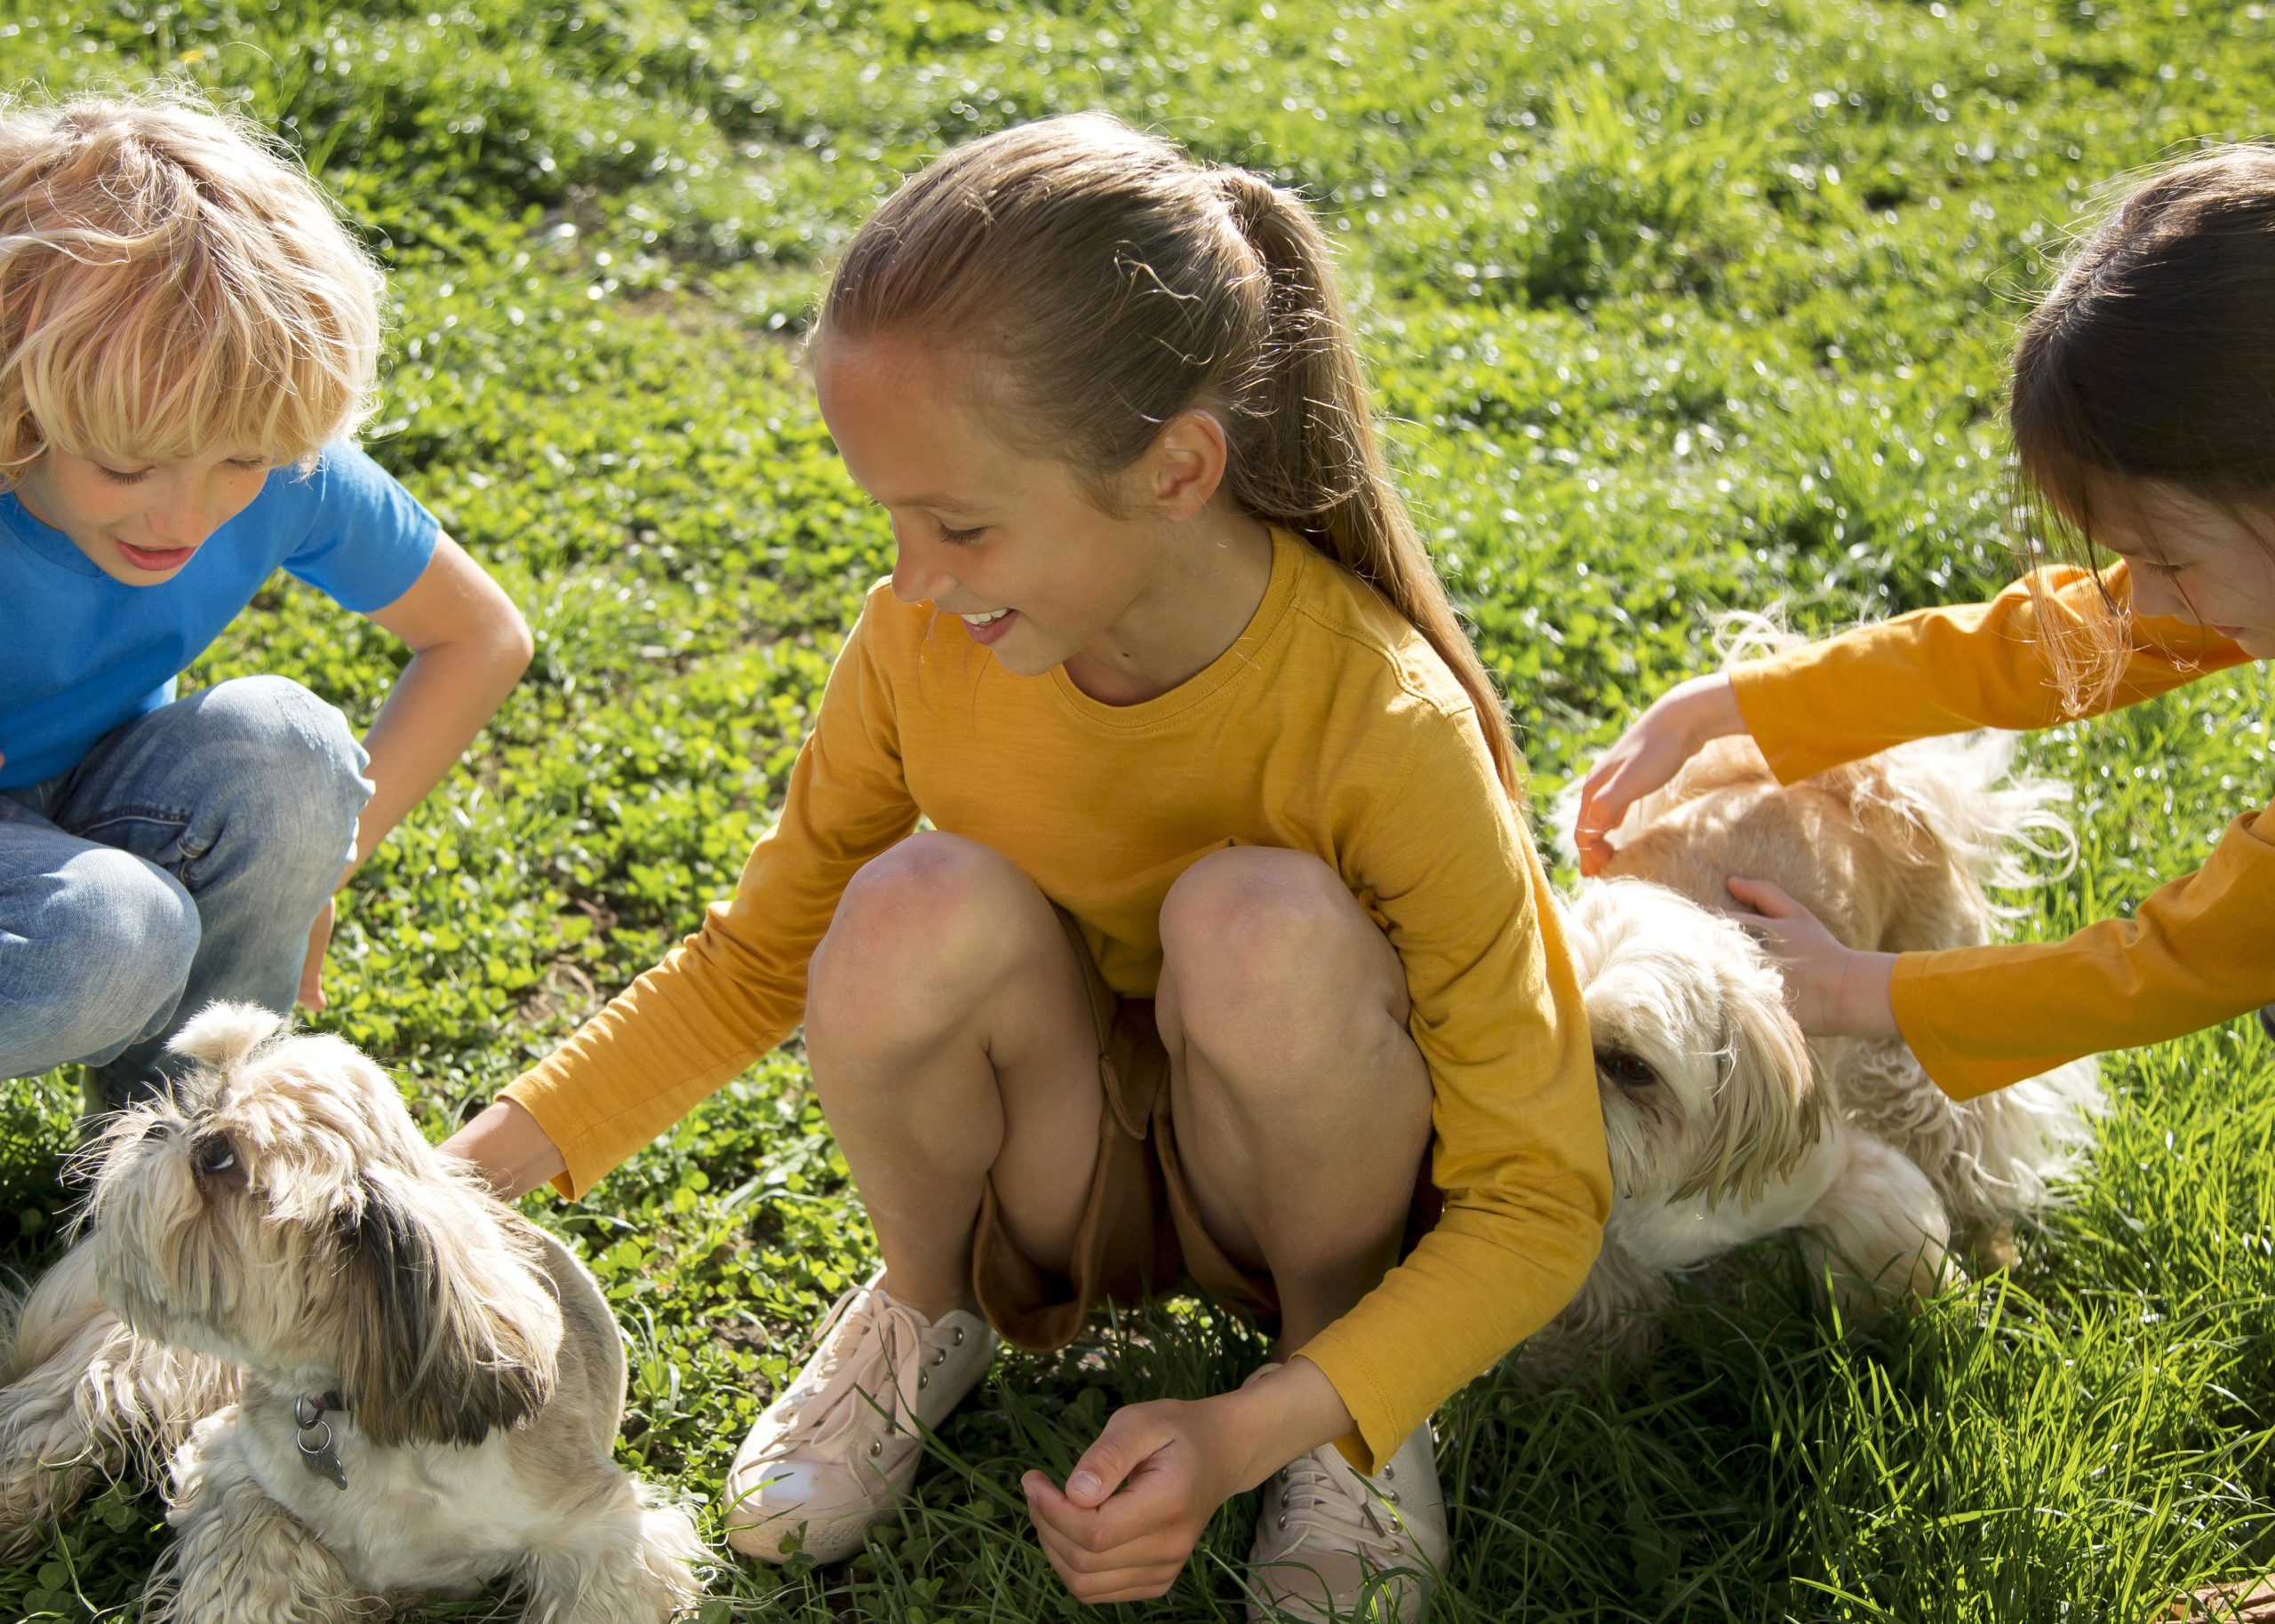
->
xmin=2008 ymin=141 xmax=2275 ymax=705
xmin=818 ymin=113 xmax=1523 ymax=798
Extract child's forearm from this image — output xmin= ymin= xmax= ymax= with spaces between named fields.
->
xmin=1229 ymin=1357 xmax=1359 ymax=1486
xmin=348 ymin=626 xmax=531 ymax=873
xmin=443 ymin=1097 xmax=568 ymax=1198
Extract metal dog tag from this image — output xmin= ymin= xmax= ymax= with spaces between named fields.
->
xmin=293 ymin=1395 xmax=348 ymax=1492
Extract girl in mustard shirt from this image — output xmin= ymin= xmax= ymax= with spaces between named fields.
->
xmin=1577 ymin=144 xmax=2275 ymax=1101
xmin=446 ymin=113 xmax=1608 ymax=1618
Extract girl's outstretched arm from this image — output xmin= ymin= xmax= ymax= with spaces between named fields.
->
xmin=443 ymin=1096 xmax=568 ymax=1199
xmin=1716 ymin=562 xmax=2264 ymax=1095
xmin=1579 ymin=562 xmax=2248 ymax=877
xmin=1573 ymin=671 xmax=1748 ymax=874
xmin=1729 ymin=561 xmax=2248 ymax=784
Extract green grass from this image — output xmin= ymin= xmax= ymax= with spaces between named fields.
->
xmin=4 ymin=0 xmax=2273 ymax=1617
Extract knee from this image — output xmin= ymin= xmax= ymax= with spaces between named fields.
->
xmin=188 ymin=677 xmax=369 ymax=867
xmin=1158 ymin=848 xmax=1402 ymax=1093
xmin=807 ymin=833 xmax=1040 ymax=1044
xmin=1 ymin=849 xmax=197 ymax=1069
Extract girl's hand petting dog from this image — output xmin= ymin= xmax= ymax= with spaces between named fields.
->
xmin=1723 ymin=877 xmax=1900 ymax=1040
xmin=1575 ymin=672 xmax=1750 ymax=876
xmin=1021 ymin=1357 xmax=1351 ymax=1604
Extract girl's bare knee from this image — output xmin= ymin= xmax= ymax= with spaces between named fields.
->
xmin=808 ymin=832 xmax=1050 ymax=1053
xmin=1158 ymin=848 xmax=1408 ymax=1098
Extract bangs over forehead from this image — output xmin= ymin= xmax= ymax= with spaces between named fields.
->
xmin=0 ymin=94 xmax=383 ymax=479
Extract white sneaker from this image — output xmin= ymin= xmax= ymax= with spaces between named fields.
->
xmin=722 ymin=1272 xmax=997 ymax=1564
xmin=1246 ymin=1405 xmax=1448 ymax=1622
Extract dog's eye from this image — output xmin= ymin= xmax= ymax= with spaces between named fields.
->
xmin=1596 ymin=1048 xmax=1660 ymax=1089
xmin=191 ymin=1133 xmax=243 ymax=1186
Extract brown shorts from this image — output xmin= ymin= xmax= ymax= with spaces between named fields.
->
xmin=970 ymin=912 xmax=1281 ymax=1351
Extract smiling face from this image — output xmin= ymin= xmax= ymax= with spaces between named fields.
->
xmin=2072 ymin=475 xmax=2275 ymax=658
xmin=13 ymin=443 xmax=271 ymax=585
xmin=813 ymin=334 xmax=1164 ymax=673
xmin=812 ymin=332 xmax=1273 ymax=704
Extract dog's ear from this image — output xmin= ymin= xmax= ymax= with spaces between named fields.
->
xmin=164 ymin=1003 xmax=284 ymax=1071
xmin=336 ymin=1167 xmax=559 ymax=1448
xmin=1676 ymin=968 xmax=1828 ymax=1207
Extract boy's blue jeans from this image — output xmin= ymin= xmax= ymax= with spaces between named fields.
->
xmin=0 ymin=676 xmax=370 ymax=1104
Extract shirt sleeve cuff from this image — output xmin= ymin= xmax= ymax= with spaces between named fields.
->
xmin=1291 ymin=1336 xmax=1401 ymax=1477
xmin=1889 ymin=951 xmax=2077 ymax=1102
xmin=499 ymin=1074 xmax=595 ymax=1199
xmin=1728 ymin=657 xmax=1838 ymax=785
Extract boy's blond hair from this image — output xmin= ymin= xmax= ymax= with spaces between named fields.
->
xmin=0 ymin=90 xmax=382 ymax=485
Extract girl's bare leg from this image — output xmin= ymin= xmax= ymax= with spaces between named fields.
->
xmin=804 ymin=832 xmax=1105 ymax=1320
xmin=1153 ymin=848 xmax=1433 ymax=1354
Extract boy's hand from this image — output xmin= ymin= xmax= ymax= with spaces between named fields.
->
xmin=297 ymin=897 xmax=335 ymax=1011
xmin=1022 ymin=1394 xmax=1255 ymax=1604
xmin=1724 ymin=877 xmax=1900 ymax=1039
xmin=1575 ymin=673 xmax=1748 ymax=876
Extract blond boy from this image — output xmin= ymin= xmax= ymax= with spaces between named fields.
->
xmin=0 ymin=93 xmax=531 ymax=1104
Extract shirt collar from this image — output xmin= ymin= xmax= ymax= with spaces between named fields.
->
xmin=0 ymin=489 xmax=103 ymax=577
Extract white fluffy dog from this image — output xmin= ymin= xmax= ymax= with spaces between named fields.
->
xmin=1529 ymin=712 xmax=2103 ymax=1377
xmin=0 ymin=1004 xmax=706 ymax=1623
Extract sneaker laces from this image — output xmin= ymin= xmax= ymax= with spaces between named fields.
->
xmin=1272 ymin=1449 xmax=1415 ymax=1569
xmin=766 ymin=1283 xmax=927 ymax=1457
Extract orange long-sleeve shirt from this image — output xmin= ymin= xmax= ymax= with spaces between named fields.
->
xmin=1728 ymin=562 xmax=2270 ymax=1099
xmin=503 ymin=530 xmax=1610 ymax=1469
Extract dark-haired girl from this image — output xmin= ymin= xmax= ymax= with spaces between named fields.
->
xmin=1577 ymin=143 xmax=2275 ymax=1099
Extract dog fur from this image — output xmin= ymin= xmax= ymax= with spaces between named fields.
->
xmin=1531 ymin=649 xmax=2103 ymax=1378
xmin=0 ymin=1004 xmax=706 ymax=1622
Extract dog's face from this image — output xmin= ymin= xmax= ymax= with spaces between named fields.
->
xmin=76 ymin=1003 xmax=559 ymax=1448
xmin=1565 ymin=880 xmax=1826 ymax=1209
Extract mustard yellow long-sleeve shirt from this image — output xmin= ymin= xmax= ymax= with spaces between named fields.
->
xmin=504 ymin=529 xmax=1610 ymax=1469
xmin=1728 ymin=562 xmax=2271 ymax=1100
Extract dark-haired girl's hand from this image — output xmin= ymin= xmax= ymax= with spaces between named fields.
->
xmin=1724 ymin=877 xmax=1900 ymax=1039
xmin=1575 ymin=673 xmax=1748 ymax=875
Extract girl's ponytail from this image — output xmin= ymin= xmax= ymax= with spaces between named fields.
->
xmin=821 ymin=115 xmax=1526 ymax=801
xmin=1213 ymin=170 xmax=1523 ymax=799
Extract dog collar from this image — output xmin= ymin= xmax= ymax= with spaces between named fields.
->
xmin=293 ymin=1389 xmax=350 ymax=1493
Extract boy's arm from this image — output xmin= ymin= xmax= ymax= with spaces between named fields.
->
xmin=299 ymin=535 xmax=531 ymax=1006
xmin=354 ymin=533 xmax=533 ymax=869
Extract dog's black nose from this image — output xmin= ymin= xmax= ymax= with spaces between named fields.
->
xmin=191 ymin=1132 xmax=245 ymax=1189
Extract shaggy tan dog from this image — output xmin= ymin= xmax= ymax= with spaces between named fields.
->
xmin=0 ymin=1005 xmax=706 ymax=1622
xmin=1529 ymin=711 xmax=2102 ymax=1378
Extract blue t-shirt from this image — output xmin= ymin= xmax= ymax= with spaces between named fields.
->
xmin=0 ymin=444 xmax=439 ymax=790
